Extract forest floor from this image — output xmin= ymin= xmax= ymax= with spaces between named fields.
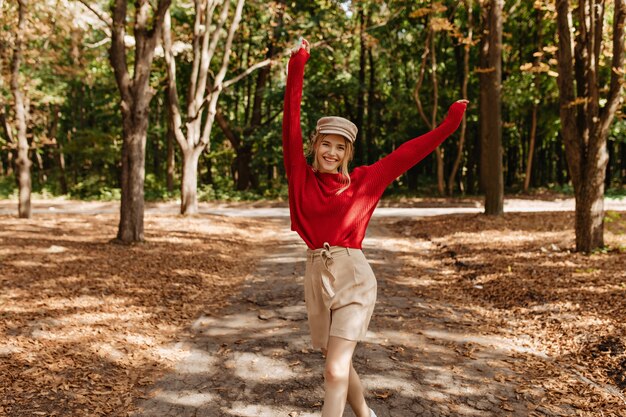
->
xmin=1 ymin=198 xmax=625 ymax=416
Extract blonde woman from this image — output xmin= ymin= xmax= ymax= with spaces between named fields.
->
xmin=283 ymin=38 xmax=468 ymax=417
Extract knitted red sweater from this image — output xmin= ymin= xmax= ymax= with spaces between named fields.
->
xmin=283 ymin=48 xmax=466 ymax=250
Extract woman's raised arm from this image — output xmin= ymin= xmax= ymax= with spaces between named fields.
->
xmin=282 ymin=39 xmax=311 ymax=179
xmin=367 ymin=100 xmax=468 ymax=192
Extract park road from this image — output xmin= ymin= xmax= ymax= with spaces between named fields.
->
xmin=132 ymin=215 xmax=567 ymax=417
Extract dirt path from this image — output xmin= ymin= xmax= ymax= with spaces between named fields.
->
xmin=132 ymin=218 xmax=553 ymax=417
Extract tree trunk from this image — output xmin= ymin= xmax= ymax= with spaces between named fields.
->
xmin=57 ymin=140 xmax=68 ymax=194
xmin=355 ymin=4 xmax=367 ymax=165
xmin=605 ymin=140 xmax=613 ymax=190
xmin=365 ymin=45 xmax=376 ymax=165
xmin=575 ymin=172 xmax=606 ymax=252
xmin=430 ymin=34 xmax=444 ymax=197
xmin=479 ymin=0 xmax=504 ymax=215
xmin=180 ymin=148 xmax=202 ymax=215
xmin=6 ymin=151 xmax=14 ymax=177
xmin=621 ymin=141 xmax=626 ymax=184
xmin=447 ymin=0 xmax=473 ymax=196
xmin=162 ymin=0 xmax=245 ymax=214
xmin=34 ymin=148 xmax=46 ymax=184
xmin=12 ymin=0 xmax=31 ymax=219
xmin=166 ymin=113 xmax=175 ymax=193
xmin=555 ymin=0 xmax=625 ymax=252
xmin=235 ymin=145 xmax=252 ymax=191
xmin=110 ymin=0 xmax=171 ymax=243
xmin=524 ymin=104 xmax=538 ymax=193
xmin=117 ymin=121 xmax=147 ymax=242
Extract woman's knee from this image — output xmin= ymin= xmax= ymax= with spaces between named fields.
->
xmin=324 ymin=361 xmax=350 ymax=383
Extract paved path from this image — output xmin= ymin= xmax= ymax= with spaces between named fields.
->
xmin=132 ymin=219 xmax=553 ymax=417
xmin=1 ymin=197 xmax=625 ymax=217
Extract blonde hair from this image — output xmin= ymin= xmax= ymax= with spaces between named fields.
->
xmin=307 ymin=132 xmax=355 ymax=195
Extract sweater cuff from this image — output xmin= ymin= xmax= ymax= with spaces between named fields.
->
xmin=447 ymin=101 xmax=467 ymax=122
xmin=289 ymin=48 xmax=310 ymax=69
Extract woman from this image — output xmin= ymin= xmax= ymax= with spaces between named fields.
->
xmin=283 ymin=38 xmax=468 ymax=417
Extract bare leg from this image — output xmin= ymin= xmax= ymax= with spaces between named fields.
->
xmin=321 ymin=336 xmax=357 ymax=417
xmin=347 ymin=362 xmax=370 ymax=417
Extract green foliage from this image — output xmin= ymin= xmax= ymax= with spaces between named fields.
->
xmin=0 ymin=176 xmax=17 ymax=199
xmin=1 ymin=0 xmax=625 ymax=204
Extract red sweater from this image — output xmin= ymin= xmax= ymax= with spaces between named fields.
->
xmin=283 ymin=48 xmax=466 ymax=250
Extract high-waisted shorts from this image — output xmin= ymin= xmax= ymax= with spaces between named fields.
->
xmin=304 ymin=243 xmax=377 ymax=350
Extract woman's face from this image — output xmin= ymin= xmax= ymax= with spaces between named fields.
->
xmin=315 ymin=134 xmax=347 ymax=174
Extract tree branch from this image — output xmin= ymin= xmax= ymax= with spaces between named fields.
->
xmin=109 ymin=0 xmax=131 ymax=103
xmin=162 ymin=9 xmax=189 ymax=151
xmin=555 ymin=0 xmax=582 ymax=189
xmin=200 ymin=0 xmax=245 ymax=147
xmin=223 ymin=58 xmax=272 ymax=90
xmin=76 ymin=0 xmax=112 ymax=28
xmin=413 ymin=27 xmax=433 ymax=130
xmin=598 ymin=0 xmax=625 ymax=139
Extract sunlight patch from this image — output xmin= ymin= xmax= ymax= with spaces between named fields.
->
xmin=0 ymin=341 xmax=23 ymax=356
xmin=226 ymin=402 xmax=317 ymax=417
xmin=192 ymin=313 xmax=277 ymax=337
xmin=93 ymin=342 xmax=126 ymax=363
xmin=154 ymin=390 xmax=215 ymax=407
xmin=364 ymin=373 xmax=423 ymax=399
xmin=229 ymin=352 xmax=296 ymax=382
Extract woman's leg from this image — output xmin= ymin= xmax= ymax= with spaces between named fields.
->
xmin=347 ymin=363 xmax=370 ymax=417
xmin=321 ymin=336 xmax=357 ymax=417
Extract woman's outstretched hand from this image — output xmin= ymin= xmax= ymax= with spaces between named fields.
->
xmin=291 ymin=37 xmax=310 ymax=56
xmin=456 ymin=99 xmax=470 ymax=105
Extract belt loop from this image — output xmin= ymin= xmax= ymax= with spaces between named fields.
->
xmin=346 ymin=247 xmax=351 ymax=256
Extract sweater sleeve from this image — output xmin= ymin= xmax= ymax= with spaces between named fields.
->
xmin=282 ymin=48 xmax=310 ymax=178
xmin=367 ymin=101 xmax=467 ymax=193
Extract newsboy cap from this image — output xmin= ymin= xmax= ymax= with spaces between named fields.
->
xmin=316 ymin=116 xmax=358 ymax=143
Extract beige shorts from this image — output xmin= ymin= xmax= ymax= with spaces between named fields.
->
xmin=304 ymin=243 xmax=377 ymax=350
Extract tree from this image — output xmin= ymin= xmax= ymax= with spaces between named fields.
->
xmin=555 ymin=0 xmax=626 ymax=252
xmin=108 ymin=0 xmax=171 ymax=241
xmin=447 ymin=0 xmax=473 ymax=195
xmin=162 ymin=0 xmax=245 ymax=215
xmin=11 ymin=0 xmax=31 ymax=218
xmin=479 ymin=0 xmax=504 ymax=215
xmin=412 ymin=3 xmax=456 ymax=196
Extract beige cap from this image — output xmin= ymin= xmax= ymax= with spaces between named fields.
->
xmin=316 ymin=116 xmax=358 ymax=143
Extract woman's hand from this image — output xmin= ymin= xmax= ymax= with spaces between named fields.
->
xmin=291 ymin=37 xmax=310 ymax=56
xmin=456 ymin=99 xmax=469 ymax=105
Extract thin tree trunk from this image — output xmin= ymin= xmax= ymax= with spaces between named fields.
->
xmin=621 ymin=141 xmax=626 ymax=184
xmin=162 ymin=0 xmax=245 ymax=215
xmin=523 ymin=6 xmax=543 ymax=193
xmin=180 ymin=148 xmax=202 ymax=215
xmin=0 ymin=0 xmax=10 ymax=178
xmin=366 ymin=45 xmax=376 ymax=165
xmin=57 ymin=141 xmax=68 ymax=194
xmin=431 ymin=34 xmax=445 ymax=196
xmin=524 ymin=103 xmax=538 ymax=193
xmin=166 ymin=109 xmax=175 ymax=193
xmin=6 ymin=151 xmax=14 ymax=177
xmin=448 ymin=0 xmax=473 ymax=196
xmin=355 ymin=3 xmax=367 ymax=165
xmin=13 ymin=0 xmax=31 ymax=219
xmin=605 ymin=140 xmax=613 ymax=190
xmin=34 ymin=148 xmax=46 ymax=184
xmin=479 ymin=0 xmax=504 ymax=215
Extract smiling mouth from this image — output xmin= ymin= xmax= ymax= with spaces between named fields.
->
xmin=323 ymin=156 xmax=338 ymax=163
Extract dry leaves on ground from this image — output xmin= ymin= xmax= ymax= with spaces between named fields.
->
xmin=0 ymin=212 xmax=278 ymax=416
xmin=387 ymin=211 xmax=626 ymax=416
